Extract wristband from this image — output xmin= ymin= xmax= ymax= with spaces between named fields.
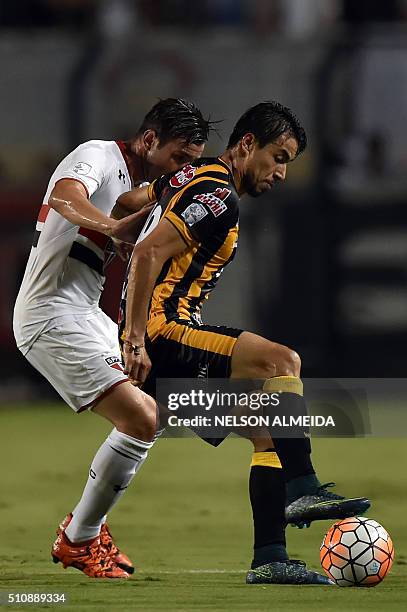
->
xmin=123 ymin=340 xmax=144 ymax=354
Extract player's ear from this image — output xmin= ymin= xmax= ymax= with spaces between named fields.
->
xmin=240 ymin=133 xmax=256 ymax=157
xmin=143 ymin=130 xmax=158 ymax=152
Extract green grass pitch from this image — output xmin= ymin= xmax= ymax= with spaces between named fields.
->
xmin=0 ymin=404 xmax=405 ymax=611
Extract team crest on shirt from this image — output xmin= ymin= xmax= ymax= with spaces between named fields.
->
xmin=181 ymin=202 xmax=208 ymax=226
xmin=73 ymin=162 xmax=92 ymax=175
xmin=105 ymin=356 xmax=124 ymax=371
xmin=169 ymin=164 xmax=196 ymax=188
xmin=193 ymin=187 xmax=231 ymax=217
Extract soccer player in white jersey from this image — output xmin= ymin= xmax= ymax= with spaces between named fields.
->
xmin=13 ymin=98 xmax=210 ymax=578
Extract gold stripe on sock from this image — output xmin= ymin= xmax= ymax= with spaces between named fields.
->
xmin=251 ymin=451 xmax=282 ymax=468
xmin=263 ymin=375 xmax=303 ymax=396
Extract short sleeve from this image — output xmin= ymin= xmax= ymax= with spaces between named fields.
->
xmin=164 ymin=179 xmax=238 ymax=245
xmin=57 ymin=141 xmax=107 ymax=198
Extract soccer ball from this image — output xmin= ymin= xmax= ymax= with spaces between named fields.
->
xmin=320 ymin=516 xmax=394 ymax=587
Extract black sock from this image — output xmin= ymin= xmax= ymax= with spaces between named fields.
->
xmin=267 ymin=390 xmax=321 ymax=503
xmin=249 ymin=450 xmax=288 ymax=569
xmin=272 ymin=435 xmax=315 ymax=479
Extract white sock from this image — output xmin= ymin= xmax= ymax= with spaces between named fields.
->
xmin=65 ymin=428 xmax=153 ymax=543
xmin=153 ymin=427 xmax=165 ymax=442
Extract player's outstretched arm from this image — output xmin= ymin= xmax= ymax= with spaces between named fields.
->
xmin=48 ymin=179 xmax=154 ymax=243
xmin=123 ymin=219 xmax=187 ymax=384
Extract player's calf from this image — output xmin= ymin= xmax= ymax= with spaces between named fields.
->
xmin=233 ymin=332 xmax=372 ymax=530
xmin=232 ymin=334 xmax=320 ymax=502
xmin=64 ymin=428 xmax=154 ymax=544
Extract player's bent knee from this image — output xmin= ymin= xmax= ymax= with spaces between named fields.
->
xmin=114 ymin=403 xmax=157 ymax=441
xmin=116 ymin=413 xmax=157 ymax=442
xmin=115 ymin=396 xmax=157 ymax=441
xmin=252 ymin=344 xmax=301 ymax=378
xmin=283 ymin=348 xmax=301 ymax=377
xmin=231 ymin=332 xmax=301 ymax=379
xmin=92 ymin=382 xmax=158 ymax=442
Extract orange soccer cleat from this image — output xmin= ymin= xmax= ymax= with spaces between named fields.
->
xmin=52 ymin=530 xmax=129 ymax=578
xmin=57 ymin=513 xmax=135 ymax=574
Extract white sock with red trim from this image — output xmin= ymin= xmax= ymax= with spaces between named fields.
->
xmin=65 ymin=429 xmax=153 ymax=543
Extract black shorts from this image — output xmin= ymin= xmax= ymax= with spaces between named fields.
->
xmin=143 ymin=315 xmax=243 ymax=445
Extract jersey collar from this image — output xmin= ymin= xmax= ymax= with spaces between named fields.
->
xmin=216 ymin=157 xmax=238 ymax=192
xmin=116 ymin=140 xmax=133 ymax=184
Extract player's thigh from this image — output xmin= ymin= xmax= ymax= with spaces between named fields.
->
xmin=146 ymin=320 xmax=243 ymax=390
xmin=144 ymin=320 xmax=242 ymax=444
xmin=230 ymin=331 xmax=301 ymax=379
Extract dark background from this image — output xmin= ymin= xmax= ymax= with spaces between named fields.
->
xmin=2 ymin=0 xmax=407 ymax=402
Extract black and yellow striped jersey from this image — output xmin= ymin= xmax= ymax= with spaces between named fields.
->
xmin=119 ymin=157 xmax=239 ymax=339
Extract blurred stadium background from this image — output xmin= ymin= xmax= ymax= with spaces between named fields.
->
xmin=1 ymin=3 xmax=407 ymax=607
xmin=2 ymin=1 xmax=407 ymax=403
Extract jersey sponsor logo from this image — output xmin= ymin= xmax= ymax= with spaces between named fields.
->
xmin=169 ymin=164 xmax=196 ymax=188
xmin=193 ymin=187 xmax=231 ymax=217
xmin=73 ymin=161 xmax=92 ymax=175
xmin=181 ymin=202 xmax=208 ymax=226
xmin=118 ymin=168 xmax=126 ymax=183
xmin=105 ymin=356 xmax=124 ymax=371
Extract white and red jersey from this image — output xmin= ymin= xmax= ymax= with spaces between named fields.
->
xmin=13 ymin=140 xmax=132 ymax=355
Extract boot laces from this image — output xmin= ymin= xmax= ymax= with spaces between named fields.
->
xmin=100 ymin=524 xmax=119 ymax=556
xmin=316 ymin=482 xmax=344 ymax=500
xmin=74 ymin=540 xmax=116 ymax=573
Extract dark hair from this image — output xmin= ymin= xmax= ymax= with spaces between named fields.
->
xmin=137 ymin=98 xmax=212 ymax=146
xmin=227 ymin=101 xmax=307 ymax=155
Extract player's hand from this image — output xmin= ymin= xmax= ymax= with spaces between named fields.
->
xmin=111 ymin=238 xmax=133 ymax=261
xmin=109 ymin=204 xmax=155 ymax=244
xmin=123 ymin=343 xmax=152 ymax=386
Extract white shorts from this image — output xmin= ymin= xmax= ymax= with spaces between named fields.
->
xmin=23 ymin=311 xmax=128 ymax=412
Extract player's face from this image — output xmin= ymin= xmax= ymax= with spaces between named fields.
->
xmin=147 ymin=136 xmax=205 ymax=178
xmin=242 ymin=134 xmax=299 ymax=198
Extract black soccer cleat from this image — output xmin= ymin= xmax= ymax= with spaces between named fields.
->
xmin=246 ymin=559 xmax=334 ymax=585
xmin=285 ymin=482 xmax=371 ymax=528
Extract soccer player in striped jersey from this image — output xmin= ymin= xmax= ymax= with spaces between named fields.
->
xmin=120 ymin=102 xmax=371 ymax=585
xmin=13 ymin=98 xmax=210 ymax=578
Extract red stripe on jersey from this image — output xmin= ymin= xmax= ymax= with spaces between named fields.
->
xmin=38 ymin=204 xmax=50 ymax=223
xmin=78 ymin=227 xmax=110 ymax=250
